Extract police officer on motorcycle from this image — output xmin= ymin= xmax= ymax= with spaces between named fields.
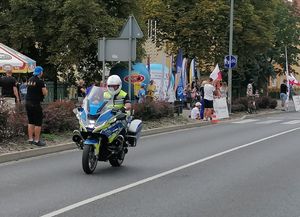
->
xmin=104 ymin=75 xmax=131 ymax=112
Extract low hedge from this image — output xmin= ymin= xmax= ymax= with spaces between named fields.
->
xmin=0 ymin=100 xmax=77 ymax=142
xmin=232 ymin=96 xmax=277 ymax=113
xmin=133 ymin=101 xmax=174 ymax=121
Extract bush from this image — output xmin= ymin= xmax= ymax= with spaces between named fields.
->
xmin=231 ymin=103 xmax=246 ymax=113
xmin=256 ymin=96 xmax=270 ymax=109
xmin=269 ymin=98 xmax=278 ymax=109
xmin=43 ymin=100 xmax=77 ymax=133
xmin=232 ymin=96 xmax=277 ymax=112
xmin=0 ymin=102 xmax=27 ymax=142
xmin=133 ymin=101 xmax=174 ymax=121
xmin=233 ymin=97 xmax=248 ymax=109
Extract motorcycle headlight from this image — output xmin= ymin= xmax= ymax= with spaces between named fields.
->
xmin=87 ymin=120 xmax=95 ymax=128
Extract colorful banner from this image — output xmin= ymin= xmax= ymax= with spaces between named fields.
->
xmin=175 ymin=49 xmax=184 ymax=100
xmin=149 ymin=63 xmax=169 ymax=100
xmin=189 ymin=59 xmax=195 ymax=84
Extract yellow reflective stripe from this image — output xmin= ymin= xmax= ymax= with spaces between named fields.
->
xmin=95 ymin=143 xmax=100 ymax=155
xmin=108 ymin=132 xmax=118 ymax=143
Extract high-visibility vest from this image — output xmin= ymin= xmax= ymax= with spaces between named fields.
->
xmin=104 ymin=90 xmax=127 ymax=109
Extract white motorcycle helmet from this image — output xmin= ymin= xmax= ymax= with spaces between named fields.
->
xmin=107 ymin=75 xmax=122 ymax=96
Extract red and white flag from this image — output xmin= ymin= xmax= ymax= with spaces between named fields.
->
xmin=210 ymin=64 xmax=222 ymax=81
xmin=287 ymin=73 xmax=300 ymax=86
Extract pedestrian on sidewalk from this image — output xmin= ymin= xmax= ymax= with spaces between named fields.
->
xmin=19 ymin=77 xmax=28 ymax=103
xmin=199 ymin=80 xmax=207 ymax=120
xmin=137 ymin=83 xmax=146 ymax=103
xmin=25 ymin=66 xmax=48 ymax=146
xmin=204 ymin=78 xmax=215 ymax=121
xmin=77 ymin=79 xmax=86 ymax=103
xmin=246 ymin=79 xmax=256 ymax=113
xmin=0 ymin=65 xmax=20 ymax=109
xmin=146 ymin=80 xmax=156 ymax=102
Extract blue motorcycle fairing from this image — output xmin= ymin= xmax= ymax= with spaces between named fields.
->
xmin=80 ymin=110 xmax=87 ymax=122
xmin=84 ymin=138 xmax=99 ymax=145
xmin=89 ymin=101 xmax=106 ymax=115
xmin=95 ymin=110 xmax=114 ymax=126
xmin=102 ymin=121 xmax=124 ymax=137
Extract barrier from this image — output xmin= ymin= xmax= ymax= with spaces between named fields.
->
xmin=211 ymin=114 xmax=219 ymax=124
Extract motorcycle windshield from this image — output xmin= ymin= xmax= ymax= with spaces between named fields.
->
xmin=83 ymin=86 xmax=109 ymax=116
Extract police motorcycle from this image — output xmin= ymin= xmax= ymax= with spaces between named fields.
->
xmin=72 ymin=86 xmax=142 ymax=174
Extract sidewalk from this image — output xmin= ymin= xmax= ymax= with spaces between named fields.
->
xmin=0 ymin=108 xmax=284 ymax=164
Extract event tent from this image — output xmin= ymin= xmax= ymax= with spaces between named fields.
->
xmin=0 ymin=43 xmax=36 ymax=73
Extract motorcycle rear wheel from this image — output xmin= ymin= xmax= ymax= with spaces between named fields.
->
xmin=82 ymin=145 xmax=98 ymax=174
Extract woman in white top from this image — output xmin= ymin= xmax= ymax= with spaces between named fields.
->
xmin=203 ymin=78 xmax=215 ymax=121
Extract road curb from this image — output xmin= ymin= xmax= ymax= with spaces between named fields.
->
xmin=0 ymin=143 xmax=75 ymax=164
xmin=0 ymin=122 xmax=211 ymax=164
xmin=0 ymin=110 xmax=283 ymax=164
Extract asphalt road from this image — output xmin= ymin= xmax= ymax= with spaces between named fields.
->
xmin=1 ymin=112 xmax=300 ymax=217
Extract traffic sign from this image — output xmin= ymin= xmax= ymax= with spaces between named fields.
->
xmin=119 ymin=15 xmax=144 ymax=38
xmin=98 ymin=38 xmax=136 ymax=61
xmin=224 ymin=55 xmax=237 ymax=69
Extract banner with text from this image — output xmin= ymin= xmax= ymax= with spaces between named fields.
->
xmin=213 ymin=97 xmax=229 ymax=119
xmin=292 ymin=95 xmax=300 ymax=112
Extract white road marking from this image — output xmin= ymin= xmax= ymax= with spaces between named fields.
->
xmin=232 ymin=119 xmax=258 ymax=124
xmin=41 ymin=127 xmax=300 ymax=217
xmin=256 ymin=120 xmax=282 ymax=124
xmin=281 ymin=120 xmax=300 ymax=125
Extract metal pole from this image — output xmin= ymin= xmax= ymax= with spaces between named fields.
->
xmin=285 ymin=46 xmax=290 ymax=111
xmin=228 ymin=0 xmax=234 ymax=114
xmin=128 ymin=16 xmax=132 ymax=100
xmin=102 ymin=37 xmax=105 ymax=84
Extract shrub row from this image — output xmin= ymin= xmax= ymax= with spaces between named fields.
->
xmin=133 ymin=101 xmax=174 ymax=121
xmin=0 ymin=100 xmax=175 ymax=141
xmin=232 ymin=96 xmax=277 ymax=113
xmin=0 ymin=100 xmax=78 ymax=142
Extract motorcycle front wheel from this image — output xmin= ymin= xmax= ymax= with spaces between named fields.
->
xmin=82 ymin=145 xmax=98 ymax=174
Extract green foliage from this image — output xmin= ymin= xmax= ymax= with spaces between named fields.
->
xmin=133 ymin=101 xmax=174 ymax=121
xmin=143 ymin=0 xmax=300 ymax=95
xmin=0 ymin=0 xmax=144 ymax=85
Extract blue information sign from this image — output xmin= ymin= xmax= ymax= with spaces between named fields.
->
xmin=224 ymin=55 xmax=237 ymax=69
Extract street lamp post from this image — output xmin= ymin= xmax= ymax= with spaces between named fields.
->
xmin=228 ymin=0 xmax=234 ymax=114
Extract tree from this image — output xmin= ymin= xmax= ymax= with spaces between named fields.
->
xmin=0 ymin=0 xmax=145 ymax=87
xmin=141 ymin=0 xmax=300 ymax=96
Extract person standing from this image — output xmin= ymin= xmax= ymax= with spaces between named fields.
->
xmin=203 ymin=78 xmax=215 ymax=121
xmin=25 ymin=66 xmax=48 ymax=146
xmin=246 ymin=79 xmax=256 ymax=113
xmin=137 ymin=83 xmax=146 ymax=103
xmin=220 ymin=81 xmax=228 ymax=98
xmin=19 ymin=77 xmax=28 ymax=103
xmin=280 ymin=79 xmax=288 ymax=110
xmin=146 ymin=80 xmax=156 ymax=102
xmin=0 ymin=65 xmax=20 ymax=109
xmin=77 ymin=79 xmax=86 ymax=103
xmin=199 ymin=80 xmax=207 ymax=120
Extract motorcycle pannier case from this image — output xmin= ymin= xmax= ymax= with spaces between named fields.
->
xmin=127 ymin=119 xmax=142 ymax=147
